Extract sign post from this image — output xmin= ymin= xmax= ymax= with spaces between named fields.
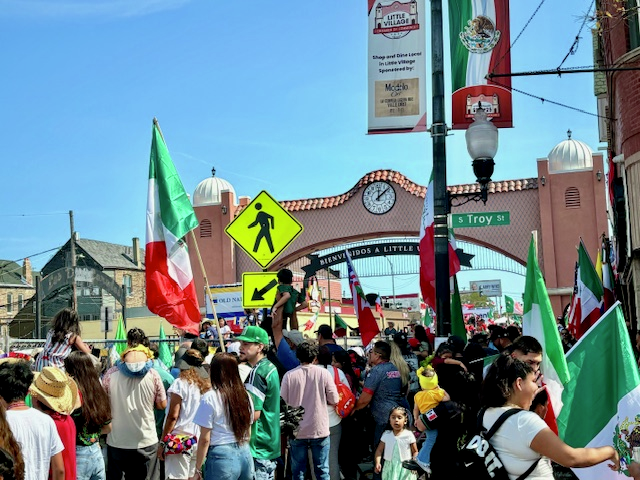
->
xmin=100 ymin=306 xmax=113 ymax=339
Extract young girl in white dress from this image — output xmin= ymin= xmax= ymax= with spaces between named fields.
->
xmin=374 ymin=406 xmax=418 ymax=480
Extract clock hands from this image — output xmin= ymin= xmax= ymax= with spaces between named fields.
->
xmin=376 ymin=187 xmax=390 ymax=201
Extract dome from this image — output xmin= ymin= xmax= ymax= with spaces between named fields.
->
xmin=192 ymin=167 xmax=237 ymax=207
xmin=548 ymin=130 xmax=593 ymax=173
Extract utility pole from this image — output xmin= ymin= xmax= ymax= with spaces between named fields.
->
xmin=69 ymin=210 xmax=77 ymax=310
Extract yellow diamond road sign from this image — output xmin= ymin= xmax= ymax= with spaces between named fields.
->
xmin=242 ymin=272 xmax=279 ymax=309
xmin=225 ymin=190 xmax=304 ymax=269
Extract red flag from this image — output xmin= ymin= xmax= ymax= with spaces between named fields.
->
xmin=375 ymin=296 xmax=384 ymax=318
xmin=345 ymin=250 xmax=380 ymax=346
xmin=419 ymin=172 xmax=460 ymax=311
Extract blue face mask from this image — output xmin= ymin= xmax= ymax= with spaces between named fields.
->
xmin=118 ymin=359 xmax=153 ymax=378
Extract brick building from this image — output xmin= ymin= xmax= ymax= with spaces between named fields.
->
xmin=11 ymin=237 xmax=147 ymax=338
xmin=596 ymin=2 xmax=640 ymax=327
xmin=0 ymin=259 xmax=35 ymax=324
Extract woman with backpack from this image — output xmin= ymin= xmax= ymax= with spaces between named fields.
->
xmin=478 ymin=354 xmax=619 ymax=479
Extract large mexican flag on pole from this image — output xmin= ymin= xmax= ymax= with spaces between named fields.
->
xmin=557 ymin=302 xmax=640 ymax=479
xmin=146 ymin=120 xmax=201 ymax=335
xmin=522 ymin=237 xmax=569 ymax=435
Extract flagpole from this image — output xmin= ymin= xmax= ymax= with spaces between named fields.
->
xmin=153 ymin=118 xmax=225 ymax=353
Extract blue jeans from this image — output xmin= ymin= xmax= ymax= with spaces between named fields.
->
xmin=254 ymin=458 xmax=277 ymax=480
xmin=77 ymin=443 xmax=106 ymax=480
xmin=290 ymin=436 xmax=330 ymax=480
xmin=417 ymin=429 xmax=438 ymax=466
xmin=205 ymin=443 xmax=253 ymax=480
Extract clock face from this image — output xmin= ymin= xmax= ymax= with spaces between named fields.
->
xmin=362 ymin=181 xmax=396 ymax=215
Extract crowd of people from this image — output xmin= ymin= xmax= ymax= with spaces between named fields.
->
xmin=0 ymin=285 xmax=631 ymax=480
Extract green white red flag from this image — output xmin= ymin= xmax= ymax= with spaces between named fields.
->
xmin=448 ymin=0 xmax=513 ymax=128
xmin=419 ymin=171 xmax=460 ymax=318
xmin=345 ymin=249 xmax=380 ymax=346
xmin=451 ymin=276 xmax=467 ymax=344
xmin=568 ymin=240 xmax=604 ymax=339
xmin=558 ymin=302 xmax=640 ymax=479
xmin=522 ymin=237 xmax=570 ymax=435
xmin=601 ymin=241 xmax=616 ymax=309
xmin=146 ymin=121 xmax=200 ymax=335
xmin=334 ymin=314 xmax=349 ymax=337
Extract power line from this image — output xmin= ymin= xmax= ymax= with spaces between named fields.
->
xmin=0 ymin=212 xmax=68 ymax=218
xmin=0 ymin=246 xmax=62 ymax=275
xmin=557 ymin=0 xmax=595 ymax=70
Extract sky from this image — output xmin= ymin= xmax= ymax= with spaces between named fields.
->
xmin=1 ymin=0 xmax=603 ymax=306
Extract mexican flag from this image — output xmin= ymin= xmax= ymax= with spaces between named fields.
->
xmin=334 ymin=314 xmax=348 ymax=337
xmin=557 ymin=302 xmax=640 ymax=479
xmin=522 ymin=237 xmax=569 ymax=435
xmin=303 ymin=312 xmax=318 ymax=332
xmin=505 ymin=295 xmax=514 ymax=313
xmin=602 ymin=242 xmax=616 ymax=310
xmin=146 ymin=120 xmax=201 ymax=335
xmin=419 ymin=171 xmax=460 ymax=313
xmin=568 ymin=240 xmax=604 ymax=339
xmin=345 ymin=249 xmax=380 ymax=347
xmin=448 ymin=0 xmax=513 ymax=128
xmin=451 ymin=276 xmax=467 ymax=344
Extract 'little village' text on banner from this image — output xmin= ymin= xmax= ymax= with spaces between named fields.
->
xmin=368 ymin=0 xmax=427 ymax=134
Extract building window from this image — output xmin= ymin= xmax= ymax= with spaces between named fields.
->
xmin=629 ymin=0 xmax=640 ymax=50
xmin=18 ymin=294 xmax=23 ymax=310
xmin=565 ymin=187 xmax=581 ymax=208
xmin=200 ymin=219 xmax=212 ymax=238
xmin=6 ymin=294 xmax=12 ymax=313
xmin=123 ymin=274 xmax=133 ymax=297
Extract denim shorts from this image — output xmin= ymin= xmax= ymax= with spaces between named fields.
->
xmin=205 ymin=442 xmax=254 ymax=480
xmin=77 ymin=443 xmax=106 ymax=480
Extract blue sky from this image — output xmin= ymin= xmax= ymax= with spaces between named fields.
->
xmin=1 ymin=0 xmax=602 ymax=305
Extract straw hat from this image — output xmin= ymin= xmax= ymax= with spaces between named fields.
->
xmin=30 ymin=367 xmax=80 ymax=415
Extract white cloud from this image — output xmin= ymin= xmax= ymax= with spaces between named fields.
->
xmin=0 ymin=0 xmax=191 ymax=18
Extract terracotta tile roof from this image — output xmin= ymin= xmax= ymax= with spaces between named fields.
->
xmin=234 ymin=170 xmax=538 ymax=214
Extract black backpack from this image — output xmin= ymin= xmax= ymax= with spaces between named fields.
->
xmin=457 ymin=408 xmax=540 ymax=480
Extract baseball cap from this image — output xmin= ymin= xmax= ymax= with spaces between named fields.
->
xmin=315 ymin=324 xmax=333 ymax=339
xmin=393 ymin=332 xmax=408 ymax=345
xmin=236 ymin=326 xmax=269 ymax=345
xmin=490 ymin=326 xmax=509 ymax=340
xmin=282 ymin=329 xmax=305 ymax=346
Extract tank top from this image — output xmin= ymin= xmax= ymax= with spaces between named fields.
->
xmin=35 ymin=330 xmax=73 ymax=371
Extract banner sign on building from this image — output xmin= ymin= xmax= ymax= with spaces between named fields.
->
xmin=368 ymin=0 xmax=427 ymax=134
xmin=469 ymin=279 xmax=502 ymax=297
xmin=448 ymin=0 xmax=513 ymax=129
xmin=205 ymin=284 xmax=243 ymax=319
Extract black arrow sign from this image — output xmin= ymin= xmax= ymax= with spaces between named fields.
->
xmin=252 ymin=279 xmax=278 ymax=301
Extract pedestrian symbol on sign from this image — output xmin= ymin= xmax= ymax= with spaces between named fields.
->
xmin=248 ymin=203 xmax=275 ymax=253
xmin=225 ymin=190 xmax=304 ymax=269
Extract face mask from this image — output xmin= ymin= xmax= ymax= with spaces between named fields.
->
xmin=125 ymin=361 xmax=147 ymax=373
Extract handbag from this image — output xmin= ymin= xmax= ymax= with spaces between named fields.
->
xmin=162 ymin=433 xmax=198 ymax=455
xmin=333 ymin=367 xmax=356 ymax=418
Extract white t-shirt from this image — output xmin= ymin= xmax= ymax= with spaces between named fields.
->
xmin=165 ymin=378 xmax=204 ymax=437
xmin=7 ymin=408 xmax=64 ymax=480
xmin=193 ymin=388 xmax=254 ymax=446
xmin=325 ymin=365 xmax=349 ymax=427
xmin=380 ymin=429 xmax=416 ymax=462
xmin=483 ymin=407 xmax=554 ymax=480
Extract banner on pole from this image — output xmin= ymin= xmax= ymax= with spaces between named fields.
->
xmin=368 ymin=0 xmax=427 ymax=134
xmin=448 ymin=0 xmax=513 ymax=129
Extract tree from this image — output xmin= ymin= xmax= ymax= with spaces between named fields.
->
xmin=459 ymin=292 xmax=493 ymax=308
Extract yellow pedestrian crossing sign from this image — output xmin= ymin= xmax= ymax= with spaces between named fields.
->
xmin=225 ymin=190 xmax=304 ymax=268
xmin=242 ymin=272 xmax=279 ymax=309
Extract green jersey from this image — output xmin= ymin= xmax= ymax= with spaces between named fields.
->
xmin=245 ymin=357 xmax=281 ymax=460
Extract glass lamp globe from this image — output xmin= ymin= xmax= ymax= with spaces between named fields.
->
xmin=465 ymin=107 xmax=498 ymax=160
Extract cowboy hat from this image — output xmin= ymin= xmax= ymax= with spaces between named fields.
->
xmin=30 ymin=367 xmax=80 ymax=415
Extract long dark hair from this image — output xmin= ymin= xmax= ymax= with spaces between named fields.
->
xmin=332 ymin=350 xmax=358 ymax=391
xmin=481 ymin=354 xmax=534 ymax=407
xmin=0 ymin=402 xmax=24 ymax=480
xmin=64 ymin=352 xmax=111 ymax=431
xmin=50 ymin=308 xmax=81 ymax=344
xmin=210 ymin=353 xmax=252 ymax=443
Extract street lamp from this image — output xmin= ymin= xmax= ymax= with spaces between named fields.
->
xmin=384 ymin=256 xmax=396 ymax=309
xmin=466 ymin=106 xmax=498 ymax=204
xmin=431 ymin=0 xmax=499 ymax=336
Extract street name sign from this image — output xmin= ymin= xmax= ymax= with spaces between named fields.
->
xmin=242 ymin=272 xmax=279 ymax=309
xmin=225 ymin=190 xmax=304 ymax=268
xmin=451 ymin=211 xmax=510 ymax=228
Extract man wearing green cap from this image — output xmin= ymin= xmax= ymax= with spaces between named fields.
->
xmin=237 ymin=326 xmax=281 ymax=480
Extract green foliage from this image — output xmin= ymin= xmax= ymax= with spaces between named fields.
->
xmin=459 ymin=292 xmax=493 ymax=307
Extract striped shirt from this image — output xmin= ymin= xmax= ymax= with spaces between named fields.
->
xmin=35 ymin=331 xmax=73 ymax=371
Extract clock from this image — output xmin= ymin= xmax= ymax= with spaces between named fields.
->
xmin=362 ymin=181 xmax=396 ymax=215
